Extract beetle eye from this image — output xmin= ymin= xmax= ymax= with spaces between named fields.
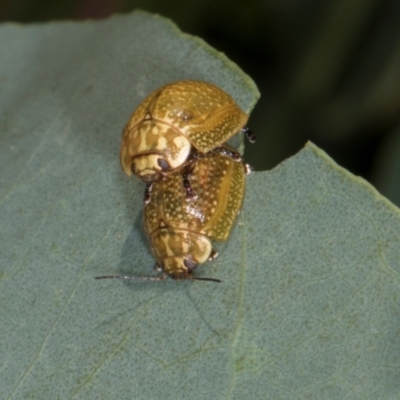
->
xmin=157 ymin=158 xmax=170 ymax=171
xmin=184 ymin=258 xmax=197 ymax=271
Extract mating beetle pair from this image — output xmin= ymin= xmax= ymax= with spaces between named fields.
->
xmin=96 ymin=81 xmax=253 ymax=282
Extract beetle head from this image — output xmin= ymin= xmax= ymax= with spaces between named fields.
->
xmin=155 ymin=257 xmax=219 ymax=282
xmin=121 ymin=120 xmax=191 ymax=182
xmin=160 ymin=256 xmax=197 ymax=280
xmin=131 ymin=154 xmax=167 ymax=182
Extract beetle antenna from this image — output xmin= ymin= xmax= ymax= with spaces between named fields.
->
xmin=95 ymin=275 xmax=221 ymax=283
xmin=192 ymin=277 xmax=222 ymax=283
xmin=95 ymin=274 xmax=168 ymax=281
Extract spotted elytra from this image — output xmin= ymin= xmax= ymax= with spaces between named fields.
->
xmin=120 ymin=81 xmax=254 ymax=182
xmin=96 ymin=147 xmax=248 ymax=282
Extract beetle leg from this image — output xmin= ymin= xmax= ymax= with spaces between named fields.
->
xmin=245 ymin=164 xmax=253 ymax=175
xmin=154 ymin=262 xmax=162 ymax=271
xmin=182 ymin=167 xmax=198 ymax=201
xmin=208 ymin=249 xmax=219 ymax=261
xmin=189 ymin=148 xmax=201 ymax=161
xmin=144 ymin=182 xmax=153 ymax=205
xmin=214 ymin=146 xmax=242 ymax=162
xmin=242 ymin=127 xmax=256 ymax=143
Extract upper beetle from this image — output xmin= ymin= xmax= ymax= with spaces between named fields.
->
xmin=120 ymin=80 xmax=253 ymax=182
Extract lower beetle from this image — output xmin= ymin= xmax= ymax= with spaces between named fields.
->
xmin=96 ymin=147 xmax=248 ymax=282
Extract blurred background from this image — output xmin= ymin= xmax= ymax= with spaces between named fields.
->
xmin=1 ymin=0 xmax=400 ymax=206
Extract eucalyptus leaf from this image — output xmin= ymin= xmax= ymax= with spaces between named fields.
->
xmin=1 ymin=11 xmax=400 ymax=400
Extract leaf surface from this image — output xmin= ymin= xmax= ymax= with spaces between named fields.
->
xmin=1 ymin=12 xmax=399 ymax=400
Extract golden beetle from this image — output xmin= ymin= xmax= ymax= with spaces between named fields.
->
xmin=120 ymin=80 xmax=254 ymax=182
xmin=96 ymin=148 xmax=247 ymax=282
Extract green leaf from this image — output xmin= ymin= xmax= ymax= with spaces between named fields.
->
xmin=1 ymin=11 xmax=400 ymax=400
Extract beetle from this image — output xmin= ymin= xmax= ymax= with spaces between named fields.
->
xmin=120 ymin=80 xmax=254 ymax=182
xmin=96 ymin=147 xmax=248 ymax=282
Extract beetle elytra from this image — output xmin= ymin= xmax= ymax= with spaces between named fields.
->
xmin=120 ymin=81 xmax=252 ymax=182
